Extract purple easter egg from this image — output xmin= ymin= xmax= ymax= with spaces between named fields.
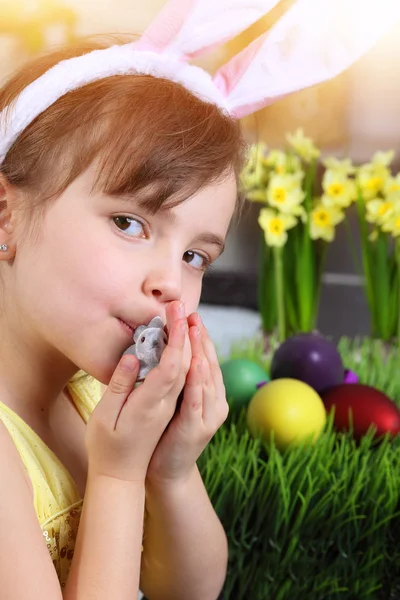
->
xmin=270 ymin=333 xmax=344 ymax=394
xmin=344 ymin=369 xmax=359 ymax=384
xmin=256 ymin=380 xmax=269 ymax=390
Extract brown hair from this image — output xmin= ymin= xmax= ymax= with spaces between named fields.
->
xmin=0 ymin=37 xmax=246 ymax=217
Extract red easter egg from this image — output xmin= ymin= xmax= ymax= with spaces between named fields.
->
xmin=321 ymin=383 xmax=400 ymax=440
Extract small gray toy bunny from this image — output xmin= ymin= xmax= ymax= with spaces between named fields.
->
xmin=123 ymin=316 xmax=168 ymax=381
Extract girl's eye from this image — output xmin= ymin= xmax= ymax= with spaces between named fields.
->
xmin=183 ymin=250 xmax=210 ymax=272
xmin=113 ymin=216 xmax=146 ymax=238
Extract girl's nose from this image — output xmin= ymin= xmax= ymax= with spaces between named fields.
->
xmin=143 ymin=263 xmax=182 ymax=304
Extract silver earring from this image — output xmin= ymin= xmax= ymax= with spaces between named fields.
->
xmin=0 ymin=244 xmax=8 ymax=252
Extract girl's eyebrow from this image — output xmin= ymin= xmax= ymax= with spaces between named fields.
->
xmin=194 ymin=233 xmax=226 ymax=256
xmin=157 ymin=205 xmax=227 ymax=256
xmin=162 ymin=208 xmax=226 ymax=255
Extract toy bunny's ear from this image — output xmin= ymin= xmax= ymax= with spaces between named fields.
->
xmin=213 ymin=0 xmax=400 ymax=118
xmin=148 ymin=316 xmax=164 ymax=329
xmin=135 ymin=0 xmax=281 ymax=60
xmin=133 ymin=325 xmax=147 ymax=342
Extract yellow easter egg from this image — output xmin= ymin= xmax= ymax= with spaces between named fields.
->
xmin=247 ymin=378 xmax=327 ymax=450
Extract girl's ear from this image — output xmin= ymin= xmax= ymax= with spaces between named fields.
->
xmin=0 ymin=174 xmax=17 ymax=259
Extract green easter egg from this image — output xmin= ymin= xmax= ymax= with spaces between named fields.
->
xmin=221 ymin=359 xmax=269 ymax=407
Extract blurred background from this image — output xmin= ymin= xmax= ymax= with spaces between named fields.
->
xmin=1 ymin=0 xmax=400 ymax=352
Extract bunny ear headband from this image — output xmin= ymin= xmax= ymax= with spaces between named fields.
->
xmin=1 ymin=0 xmax=400 ymax=164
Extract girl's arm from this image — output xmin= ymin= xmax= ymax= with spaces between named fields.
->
xmin=140 ymin=464 xmax=228 ymax=600
xmin=0 ymin=420 xmax=146 ymax=600
xmin=64 ymin=473 xmax=145 ymax=600
xmin=0 ymin=423 xmax=64 ymax=600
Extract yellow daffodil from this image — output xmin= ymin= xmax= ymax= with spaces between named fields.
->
xmin=267 ymin=172 xmax=305 ymax=215
xmin=365 ymin=198 xmax=395 ymax=225
xmin=258 ymin=208 xmax=297 ymax=247
xmin=245 ymin=189 xmax=268 ymax=203
xmin=372 ymin=150 xmax=395 ymax=167
xmin=241 ymin=143 xmax=269 ymax=190
xmin=264 ymin=150 xmax=288 ymax=174
xmin=381 ymin=214 xmax=400 ymax=237
xmin=357 ymin=163 xmax=390 ymax=200
xmin=368 ymin=229 xmax=379 ymax=242
xmin=321 ymin=169 xmax=357 ymax=208
xmin=264 ymin=150 xmax=302 ymax=174
xmin=242 ymin=143 xmax=268 ymax=173
xmin=310 ymin=203 xmax=344 ymax=242
xmin=286 ymin=128 xmax=320 ymax=163
xmin=356 ymin=150 xmax=395 ymax=201
xmin=384 ymin=174 xmax=400 ymax=197
xmin=322 ymin=157 xmax=355 ymax=176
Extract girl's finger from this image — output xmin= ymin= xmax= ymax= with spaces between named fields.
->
xmin=188 ymin=324 xmax=211 ymax=382
xmin=189 ymin=325 xmax=218 ymax=422
xmin=165 ymin=300 xmax=186 ymax=336
xmin=164 ymin=301 xmax=189 ymax=390
xmin=99 ymin=354 xmax=139 ymax=427
xmin=188 ymin=313 xmax=225 ymax=396
xmin=179 ymin=355 xmax=204 ymax=426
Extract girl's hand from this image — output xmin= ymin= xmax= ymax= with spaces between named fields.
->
xmin=146 ymin=313 xmax=229 ymax=486
xmin=85 ymin=301 xmax=188 ymax=483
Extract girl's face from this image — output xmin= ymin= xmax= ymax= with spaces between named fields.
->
xmin=7 ymin=166 xmax=237 ymax=383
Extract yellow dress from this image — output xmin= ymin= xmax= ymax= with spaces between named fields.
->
xmin=0 ymin=372 xmax=108 ymax=588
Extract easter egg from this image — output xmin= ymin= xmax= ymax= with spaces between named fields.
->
xmin=247 ymin=378 xmax=327 ymax=451
xmin=343 ymin=369 xmax=359 ymax=384
xmin=322 ymin=383 xmax=400 ymax=440
xmin=270 ymin=333 xmax=344 ymax=394
xmin=220 ymin=359 xmax=269 ymax=407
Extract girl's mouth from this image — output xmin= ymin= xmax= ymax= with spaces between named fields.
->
xmin=118 ymin=318 xmax=135 ymax=338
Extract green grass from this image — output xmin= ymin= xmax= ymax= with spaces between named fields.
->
xmin=198 ymin=336 xmax=400 ymax=600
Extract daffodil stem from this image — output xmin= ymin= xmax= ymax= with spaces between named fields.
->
xmin=258 ymin=231 xmax=276 ymax=333
xmin=299 ymin=160 xmax=317 ymax=330
xmin=344 ymin=215 xmax=362 ymax=277
xmin=273 ymin=245 xmax=286 ymax=341
xmin=314 ymin=241 xmax=328 ymax=324
xmin=396 ymin=239 xmax=400 ymax=352
xmin=356 ymin=189 xmax=376 ymax=333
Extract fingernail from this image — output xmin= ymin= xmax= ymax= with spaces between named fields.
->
xmin=180 ymin=321 xmax=187 ymax=334
xmin=120 ymin=355 xmax=137 ymax=372
xmin=177 ymin=302 xmax=185 ymax=318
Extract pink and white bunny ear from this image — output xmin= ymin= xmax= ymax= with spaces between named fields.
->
xmin=135 ymin=0 xmax=282 ymax=60
xmin=214 ymin=0 xmax=400 ymax=119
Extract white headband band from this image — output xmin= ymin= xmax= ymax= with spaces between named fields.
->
xmin=1 ymin=0 xmax=399 ymax=165
xmin=0 ymin=47 xmax=229 ymax=164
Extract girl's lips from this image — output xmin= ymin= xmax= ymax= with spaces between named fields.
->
xmin=118 ymin=318 xmax=135 ymax=339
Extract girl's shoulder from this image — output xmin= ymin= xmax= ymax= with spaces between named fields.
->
xmin=0 ymin=416 xmax=34 ymax=496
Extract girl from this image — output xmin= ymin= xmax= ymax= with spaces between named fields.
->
xmin=0 ymin=32 xmax=244 ymax=599
xmin=0 ymin=1 xmax=391 ymax=597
